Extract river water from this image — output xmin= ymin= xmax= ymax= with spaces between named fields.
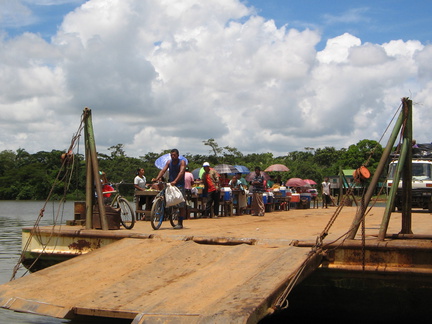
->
xmin=0 ymin=200 xmax=71 ymax=324
xmin=0 ymin=201 xmax=130 ymax=324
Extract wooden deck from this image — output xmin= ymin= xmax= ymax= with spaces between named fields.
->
xmin=0 ymin=237 xmax=321 ymax=322
xmin=1 ymin=206 xmax=432 ymax=322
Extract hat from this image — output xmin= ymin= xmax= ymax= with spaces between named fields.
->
xmin=203 ymin=162 xmax=210 ymax=167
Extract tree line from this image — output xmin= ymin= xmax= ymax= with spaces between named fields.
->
xmin=0 ymin=139 xmax=384 ymax=200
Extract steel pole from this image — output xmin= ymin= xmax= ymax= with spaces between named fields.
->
xmin=347 ymin=104 xmax=405 ymax=239
xmin=401 ymin=98 xmax=413 ymax=234
xmin=378 ymin=136 xmax=409 ymax=240
xmin=85 ymin=138 xmax=93 ymax=229
xmin=83 ymin=108 xmax=108 ymax=230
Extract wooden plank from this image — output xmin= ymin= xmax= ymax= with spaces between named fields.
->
xmin=0 ymin=296 xmax=73 ymax=319
xmin=0 ymin=238 xmax=318 ymax=322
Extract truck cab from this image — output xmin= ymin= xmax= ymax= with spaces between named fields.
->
xmin=387 ymin=158 xmax=432 ymax=211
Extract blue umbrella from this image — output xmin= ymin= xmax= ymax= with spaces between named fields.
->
xmin=191 ymin=167 xmax=203 ymax=179
xmin=234 ymin=165 xmax=250 ymax=174
xmin=154 ymin=153 xmax=188 ymax=169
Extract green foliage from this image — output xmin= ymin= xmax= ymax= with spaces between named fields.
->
xmin=0 ymin=138 xmax=384 ymax=200
xmin=339 ymin=139 xmax=383 ymax=174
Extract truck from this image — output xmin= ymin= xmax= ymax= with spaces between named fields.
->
xmin=386 ymin=143 xmax=432 ymax=212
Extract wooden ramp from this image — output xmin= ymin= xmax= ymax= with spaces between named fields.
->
xmin=0 ymin=237 xmax=321 ymax=323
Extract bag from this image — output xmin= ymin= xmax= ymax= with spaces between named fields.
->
xmin=165 ymin=184 xmax=185 ymax=207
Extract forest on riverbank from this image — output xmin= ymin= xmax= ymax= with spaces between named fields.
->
xmin=0 ymin=138 xmax=384 ymax=200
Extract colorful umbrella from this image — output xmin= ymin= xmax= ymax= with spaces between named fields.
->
xmin=154 ymin=153 xmax=188 ymax=169
xmin=234 ymin=165 xmax=250 ymax=174
xmin=285 ymin=178 xmax=308 ymax=187
xmin=264 ymin=164 xmax=290 ymax=172
xmin=214 ymin=164 xmax=238 ymax=174
xmin=303 ymin=179 xmax=317 ymax=185
xmin=245 ymin=171 xmax=271 ymax=182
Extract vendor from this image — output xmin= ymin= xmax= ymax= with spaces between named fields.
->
xmin=134 ymin=168 xmax=148 ymax=209
xmin=229 ymin=175 xmax=247 ymax=215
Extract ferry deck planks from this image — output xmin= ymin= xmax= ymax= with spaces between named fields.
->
xmin=0 ymin=237 xmax=321 ymax=323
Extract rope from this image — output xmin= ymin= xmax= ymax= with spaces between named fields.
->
xmin=364 ymin=102 xmax=402 ymax=166
xmin=10 ymin=114 xmax=86 ymax=280
xmin=273 ymin=101 xmax=403 ymax=309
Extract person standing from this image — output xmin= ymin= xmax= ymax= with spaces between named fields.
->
xmin=153 ymin=149 xmax=186 ymax=229
xmin=134 ymin=168 xmax=147 ymax=191
xmin=322 ymin=177 xmax=331 ymax=208
xmin=134 ymin=168 xmax=147 ymax=211
xmin=229 ymin=175 xmax=247 ymax=215
xmin=184 ymin=166 xmax=194 ymax=201
xmin=202 ymin=162 xmax=220 ymax=218
xmin=251 ymin=167 xmax=265 ymax=216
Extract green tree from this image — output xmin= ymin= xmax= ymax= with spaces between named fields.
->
xmin=340 ymin=139 xmax=383 ymax=173
xmin=203 ymin=139 xmax=222 ymax=157
xmin=0 ymin=150 xmax=16 ymax=176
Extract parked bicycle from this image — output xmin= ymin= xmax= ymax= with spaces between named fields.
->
xmin=150 ymin=181 xmax=183 ymax=230
xmin=105 ymin=181 xmax=135 ymax=229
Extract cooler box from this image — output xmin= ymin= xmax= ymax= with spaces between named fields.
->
xmin=280 ymin=186 xmax=287 ymax=197
xmin=291 ymin=193 xmax=300 ymax=203
xmin=300 ymin=193 xmax=311 ymax=202
xmin=262 ymin=193 xmax=268 ymax=204
xmin=299 ymin=193 xmax=311 ymax=209
xmin=267 ymin=192 xmax=273 ymax=203
xmin=221 ymin=187 xmax=232 ymax=201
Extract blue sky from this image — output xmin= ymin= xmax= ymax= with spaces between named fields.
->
xmin=4 ymin=1 xmax=430 ymax=47
xmin=3 ymin=2 xmax=84 ymax=39
xmin=249 ymin=1 xmax=431 ymax=45
xmin=1 ymin=0 xmax=432 ymax=158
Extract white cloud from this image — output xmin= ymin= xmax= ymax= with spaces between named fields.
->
xmin=323 ymin=7 xmax=371 ymax=25
xmin=0 ymin=1 xmax=34 ymax=28
xmin=1 ymin=0 xmax=431 ymax=158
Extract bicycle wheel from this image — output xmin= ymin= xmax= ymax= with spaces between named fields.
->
xmin=150 ymin=197 xmax=164 ymax=230
xmin=118 ymin=197 xmax=135 ymax=229
xmin=169 ymin=206 xmax=180 ymax=227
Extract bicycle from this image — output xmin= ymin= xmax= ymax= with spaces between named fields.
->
xmin=105 ymin=181 xmax=135 ymax=229
xmin=150 ymin=182 xmax=183 ymax=230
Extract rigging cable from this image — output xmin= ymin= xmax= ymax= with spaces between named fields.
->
xmin=273 ymin=101 xmax=404 ymax=310
xmin=10 ymin=114 xmax=85 ymax=280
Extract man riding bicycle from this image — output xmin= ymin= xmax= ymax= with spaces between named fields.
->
xmin=152 ymin=149 xmax=186 ymax=229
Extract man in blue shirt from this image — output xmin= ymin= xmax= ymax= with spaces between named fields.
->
xmin=153 ymin=149 xmax=186 ymax=229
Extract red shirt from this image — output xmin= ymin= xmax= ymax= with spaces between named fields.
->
xmin=203 ymin=170 xmax=218 ymax=192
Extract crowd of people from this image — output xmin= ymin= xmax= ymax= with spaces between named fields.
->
xmin=129 ymin=148 xmax=329 ymax=229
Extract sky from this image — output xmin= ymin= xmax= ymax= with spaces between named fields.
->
xmin=1 ymin=0 xmax=431 ymax=159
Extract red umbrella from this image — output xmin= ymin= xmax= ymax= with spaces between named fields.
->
xmin=264 ymin=164 xmax=290 ymax=172
xmin=285 ymin=178 xmax=308 ymax=187
xmin=245 ymin=171 xmax=271 ymax=182
xmin=303 ymin=179 xmax=317 ymax=185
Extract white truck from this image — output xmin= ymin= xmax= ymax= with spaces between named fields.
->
xmin=386 ymin=143 xmax=432 ymax=212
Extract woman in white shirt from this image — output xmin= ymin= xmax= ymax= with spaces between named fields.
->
xmin=134 ymin=168 xmax=147 ymax=210
xmin=134 ymin=168 xmax=147 ymax=191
